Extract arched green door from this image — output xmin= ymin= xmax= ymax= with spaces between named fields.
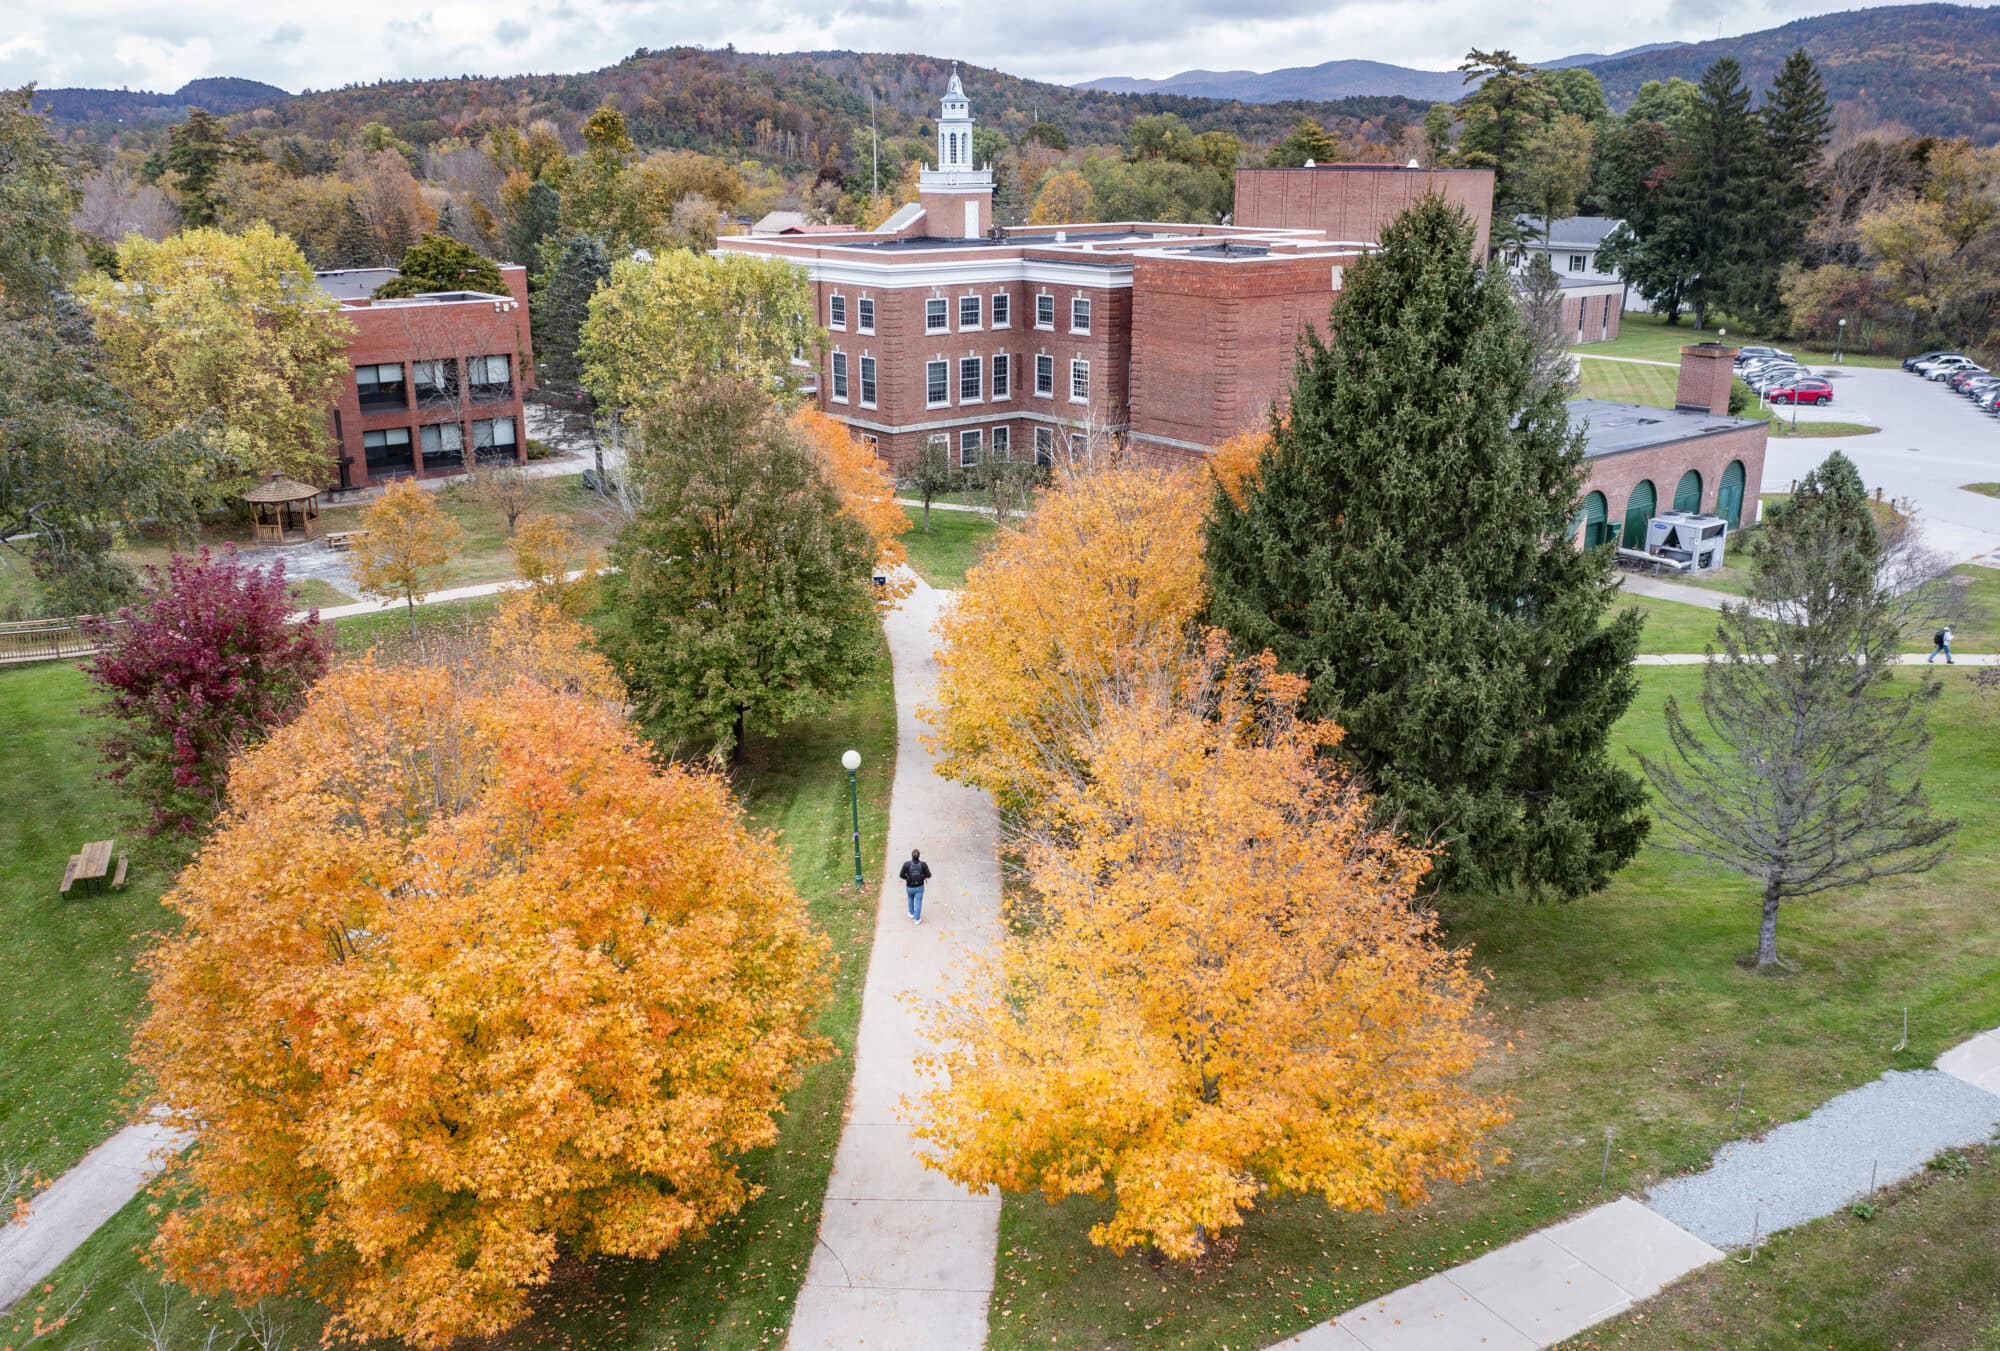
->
xmin=1674 ymin=469 xmax=1702 ymax=513
xmin=1579 ymin=491 xmax=1614 ymax=547
xmin=1717 ymin=460 xmax=1747 ymax=529
xmin=1622 ymin=480 xmax=1656 ymax=548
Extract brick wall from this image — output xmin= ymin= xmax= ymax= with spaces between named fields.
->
xmin=1559 ymin=289 xmax=1624 ymax=345
xmin=1233 ymin=165 xmax=1497 ymax=257
xmin=1675 ymin=343 xmax=1737 ymax=415
xmin=1579 ymin=422 xmax=1769 ymax=546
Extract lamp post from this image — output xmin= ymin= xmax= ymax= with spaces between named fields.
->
xmin=841 ymin=749 xmax=863 ymax=888
xmin=1836 ymin=316 xmax=1846 ymax=365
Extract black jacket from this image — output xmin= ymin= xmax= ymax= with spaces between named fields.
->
xmin=899 ymin=859 xmax=933 ymax=886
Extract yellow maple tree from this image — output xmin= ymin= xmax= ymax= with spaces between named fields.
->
xmin=1209 ymin=425 xmax=1276 ymax=509
xmin=789 ymin=405 xmax=913 ymax=604
xmin=133 ymin=653 xmax=831 ymax=1347
xmin=349 ymin=479 xmax=462 ymax=628
xmin=912 ymin=634 xmax=1508 ymax=1259
xmin=927 ymin=461 xmax=1208 ymax=812
xmin=510 ymin=510 xmax=599 ymax=615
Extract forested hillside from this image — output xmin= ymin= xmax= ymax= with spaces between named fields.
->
xmin=31 ymin=78 xmax=290 ymax=126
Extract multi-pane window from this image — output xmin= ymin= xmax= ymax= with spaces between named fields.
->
xmin=419 ymin=421 xmax=464 ymax=471
xmin=829 ymin=293 xmax=847 ymax=328
xmin=857 ymin=297 xmax=875 ymax=333
xmin=991 ymin=353 xmax=1010 ymax=399
xmin=355 ymin=362 xmax=406 ymax=408
xmin=362 ymin=426 xmax=413 ymax=478
xmin=926 ymin=298 xmax=948 ymax=333
xmin=469 ymin=354 xmax=511 ymax=398
xmin=959 ymin=428 xmax=981 ymax=467
xmin=1035 ymin=294 xmax=1055 ymax=329
xmin=472 ymin=415 xmax=517 ymax=464
xmin=991 ymin=293 xmax=1010 ymax=327
xmin=959 ymin=295 xmax=981 ymax=329
xmin=1569 ymin=254 xmax=1586 ymax=273
xmin=1071 ymin=296 xmax=1091 ymax=333
xmin=991 ymin=425 xmax=1011 ymax=458
xmin=960 ymin=356 xmax=981 ymax=402
xmin=1070 ymin=358 xmax=1090 ymax=402
xmin=926 ymin=360 xmax=949 ymax=406
xmin=1033 ymin=426 xmax=1054 ymax=465
xmin=412 ymin=359 xmax=456 ymax=405
xmin=1034 ymin=353 xmax=1054 ymax=397
xmin=831 ymin=351 xmax=849 ymax=402
xmin=859 ymin=355 xmax=877 ymax=407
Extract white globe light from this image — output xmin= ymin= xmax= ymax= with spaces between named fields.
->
xmin=841 ymin=749 xmax=862 ymax=772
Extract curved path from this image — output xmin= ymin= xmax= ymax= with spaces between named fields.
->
xmin=787 ymin=577 xmax=1004 ymax=1350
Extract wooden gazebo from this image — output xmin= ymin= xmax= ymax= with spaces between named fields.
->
xmin=243 ymin=475 xmax=322 ymax=544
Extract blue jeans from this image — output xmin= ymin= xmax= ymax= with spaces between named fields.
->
xmin=906 ymin=885 xmax=925 ymax=920
xmin=1930 ymin=642 xmax=1953 ymax=664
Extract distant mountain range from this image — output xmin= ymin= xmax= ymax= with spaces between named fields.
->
xmin=1081 ymin=4 xmax=2000 ymax=139
xmin=29 ymin=77 xmax=291 ymax=126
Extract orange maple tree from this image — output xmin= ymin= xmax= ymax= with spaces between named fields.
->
xmin=927 ymin=461 xmax=1208 ymax=812
xmin=134 ymin=635 xmax=831 ymax=1347
xmin=912 ymin=634 xmax=1508 ymax=1260
xmin=790 ymin=404 xmax=913 ymax=603
xmin=1208 ymin=425 xmax=1276 ymax=509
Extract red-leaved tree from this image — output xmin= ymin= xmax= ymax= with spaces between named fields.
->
xmin=85 ymin=549 xmax=330 ymax=836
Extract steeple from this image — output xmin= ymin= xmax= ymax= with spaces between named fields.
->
xmin=918 ymin=65 xmax=994 ymax=238
xmin=937 ymin=63 xmax=975 ymax=172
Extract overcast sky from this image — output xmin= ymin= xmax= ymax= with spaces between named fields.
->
xmin=0 ymin=0 xmax=1969 ymax=95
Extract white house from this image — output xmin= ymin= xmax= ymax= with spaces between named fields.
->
xmin=1514 ymin=215 xmax=1650 ymax=313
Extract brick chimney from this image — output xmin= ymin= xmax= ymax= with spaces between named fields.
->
xmin=1675 ymin=342 xmax=1738 ymax=417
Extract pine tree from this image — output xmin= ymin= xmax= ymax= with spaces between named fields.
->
xmin=505 ymin=180 xmax=561 ymax=269
xmin=1749 ymin=49 xmax=1833 ymax=327
xmin=330 ymin=199 xmax=379 ymax=268
xmin=1206 ymin=196 xmax=1648 ymax=899
xmin=531 ymin=232 xmax=611 ymax=395
xmin=1665 ymin=58 xmax=1765 ymax=328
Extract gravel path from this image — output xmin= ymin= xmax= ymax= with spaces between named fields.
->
xmin=1646 ymin=1069 xmax=2000 ymax=1248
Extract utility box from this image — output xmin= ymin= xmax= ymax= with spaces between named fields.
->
xmin=1643 ymin=512 xmax=1729 ymax=573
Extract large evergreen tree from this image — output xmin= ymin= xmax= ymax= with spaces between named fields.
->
xmin=1206 ymin=196 xmax=1647 ymax=899
xmin=531 ymin=232 xmax=610 ymax=395
xmin=504 ymin=179 xmax=561 ymax=268
xmin=372 ymin=231 xmax=506 ymax=298
xmin=1663 ymin=58 xmax=1767 ymax=328
xmin=1748 ymin=49 xmax=1834 ymax=327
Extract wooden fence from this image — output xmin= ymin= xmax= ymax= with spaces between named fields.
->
xmin=0 ymin=616 xmax=116 ymax=667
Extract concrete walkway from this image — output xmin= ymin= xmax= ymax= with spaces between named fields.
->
xmin=788 ymin=576 xmax=1004 ymax=1350
xmin=301 ymin=570 xmax=592 ymax=623
xmin=0 ymin=1120 xmax=190 ymax=1312
xmin=1618 ymin=574 xmax=1730 ymax=610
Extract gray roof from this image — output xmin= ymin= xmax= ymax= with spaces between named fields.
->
xmin=1517 ymin=215 xmax=1623 ymax=250
xmin=313 ymin=268 xmax=400 ymax=301
xmin=1569 ymin=398 xmax=1763 ymax=458
xmin=753 ymin=210 xmax=810 ymax=234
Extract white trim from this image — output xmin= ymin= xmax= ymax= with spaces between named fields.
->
xmin=924 ymin=297 xmax=949 ymax=333
xmin=828 ymin=291 xmax=847 ymax=330
xmin=1070 ymin=295 xmax=1092 ymax=335
xmin=830 ymin=349 xmax=849 ymax=404
xmin=1033 ymin=352 xmax=1054 ymax=399
xmin=990 ymin=291 xmax=1011 ymax=328
xmin=991 ymin=352 xmax=1011 ymax=401
xmin=1069 ymin=357 xmax=1090 ymax=404
xmin=957 ymin=294 xmax=982 ymax=331
xmin=856 ymin=295 xmax=875 ymax=335
xmin=771 ymin=258 xmax=1134 ymax=291
xmin=858 ymin=353 xmax=878 ymax=410
xmin=925 ymin=358 xmax=949 ymax=409
xmin=958 ymin=354 xmax=982 ymax=404
xmin=829 ymin=409 xmax=1129 ymax=436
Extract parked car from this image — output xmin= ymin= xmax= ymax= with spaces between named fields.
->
xmin=1921 ymin=356 xmax=1980 ymax=379
xmin=1905 ymin=349 xmax=1962 ymax=372
xmin=1735 ymin=346 xmax=1793 ymax=367
xmin=1749 ymin=367 xmax=1808 ymax=393
xmin=1960 ymin=377 xmax=2000 ymax=401
xmin=1740 ymin=360 xmax=1796 ymax=381
xmin=1768 ymin=378 xmax=1834 ymax=405
xmin=1946 ymin=367 xmax=1992 ymax=391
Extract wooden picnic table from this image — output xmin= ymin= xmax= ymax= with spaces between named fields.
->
xmin=60 ymin=839 xmax=127 ymax=897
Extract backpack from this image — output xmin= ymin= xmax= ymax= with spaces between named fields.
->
xmin=1936 ymin=630 xmax=1948 ymax=646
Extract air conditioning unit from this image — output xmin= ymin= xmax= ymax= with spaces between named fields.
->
xmin=1643 ymin=511 xmax=1730 ymax=573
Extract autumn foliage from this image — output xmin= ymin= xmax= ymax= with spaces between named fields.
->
xmin=135 ymin=622 xmax=831 ymax=1347
xmin=928 ymin=461 xmax=1208 ymax=812
xmin=349 ymin=478 xmax=461 ymax=626
xmin=1208 ymin=425 xmax=1275 ymax=510
xmin=790 ymin=404 xmax=913 ymax=604
xmin=914 ymin=637 xmax=1507 ymax=1259
xmin=83 ymin=548 xmax=330 ymax=836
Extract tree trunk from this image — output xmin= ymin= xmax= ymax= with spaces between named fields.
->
xmin=1755 ymin=884 xmax=1782 ymax=969
xmin=734 ymin=705 xmax=748 ymax=759
xmin=406 ymin=593 xmax=417 ymax=633
xmin=922 ymin=493 xmax=932 ymax=533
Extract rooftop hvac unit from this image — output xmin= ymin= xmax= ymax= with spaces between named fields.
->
xmin=1643 ymin=511 xmax=1730 ymax=573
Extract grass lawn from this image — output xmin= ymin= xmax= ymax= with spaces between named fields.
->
xmin=1967 ymin=483 xmax=2000 ymax=500
xmin=985 ymin=668 xmax=2000 ymax=1351
xmin=1561 ymin=1147 xmax=2000 ymax=1349
xmin=1575 ymin=360 xmax=1878 ymax=438
xmin=1590 ymin=311 xmax=1902 ymax=370
xmin=0 ymin=665 xmax=189 ymax=1187
xmin=284 ymin=577 xmax=353 ymax=609
xmin=901 ymin=504 xmax=999 ymax=588
xmin=1619 ymin=565 xmax=1998 ymax=656
xmin=5 ymin=624 xmax=901 ymax=1351
xmin=1616 ymin=593 xmax=1725 ymax=654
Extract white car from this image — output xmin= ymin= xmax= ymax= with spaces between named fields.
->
xmin=1920 ymin=356 xmax=1980 ymax=379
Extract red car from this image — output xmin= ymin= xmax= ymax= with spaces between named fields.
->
xmin=1768 ymin=377 xmax=1833 ymax=405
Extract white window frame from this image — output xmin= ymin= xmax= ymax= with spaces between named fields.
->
xmin=926 ymin=298 xmax=948 ymax=334
xmin=958 ymin=294 xmax=981 ymax=331
xmin=857 ymin=296 xmax=875 ymax=334
xmin=1035 ymin=293 xmax=1055 ymax=330
xmin=1070 ymin=295 xmax=1091 ymax=334
xmin=1069 ymin=358 xmax=1090 ymax=404
xmin=1569 ymin=254 xmax=1586 ymax=273
xmin=1034 ymin=353 xmax=1054 ymax=398
xmin=829 ymin=292 xmax=847 ymax=330
xmin=926 ymin=359 xmax=949 ymax=408
xmin=991 ymin=352 xmax=1010 ymax=400
xmin=991 ymin=424 xmax=1010 ymax=459
xmin=959 ymin=428 xmax=981 ymax=468
xmin=859 ymin=354 xmax=877 ymax=409
xmin=830 ymin=350 xmax=849 ymax=403
xmin=926 ymin=432 xmax=950 ymax=460
xmin=959 ymin=355 xmax=982 ymax=404
xmin=991 ymin=292 xmax=1010 ymax=328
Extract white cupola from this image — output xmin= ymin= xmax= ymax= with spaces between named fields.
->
xmin=938 ymin=64 xmax=974 ymax=171
xmin=918 ymin=64 xmax=995 ymax=238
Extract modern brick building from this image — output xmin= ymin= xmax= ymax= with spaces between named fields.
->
xmin=315 ymin=265 xmax=536 ymax=492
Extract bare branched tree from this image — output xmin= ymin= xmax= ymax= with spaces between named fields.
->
xmin=1638 ymin=453 xmax=1957 ymax=970
xmin=1515 ymin=252 xmax=1575 ymax=404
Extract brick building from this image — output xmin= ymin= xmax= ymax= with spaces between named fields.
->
xmin=315 ymin=265 xmax=536 ymax=492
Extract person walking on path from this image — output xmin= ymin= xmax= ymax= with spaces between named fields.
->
xmin=1931 ymin=625 xmax=1955 ymax=664
xmin=899 ymin=848 xmax=932 ymax=925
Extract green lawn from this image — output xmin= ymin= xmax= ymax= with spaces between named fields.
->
xmin=1591 ymin=311 xmax=1902 ymax=370
xmin=0 ymin=665 xmax=189 ymax=1187
xmin=1616 ymin=593 xmax=1725 ymax=654
xmin=987 ymin=669 xmax=2000 ymax=1351
xmin=284 ymin=577 xmax=353 ymax=609
xmin=1561 ymin=1147 xmax=2000 ymax=1349
xmin=1619 ymin=566 xmax=1998 ymax=657
xmin=1575 ymin=360 xmax=1878 ymax=438
xmin=4 ymin=625 xmax=901 ymax=1351
xmin=1967 ymin=483 xmax=2000 ymax=500
xmin=901 ymin=504 xmax=1000 ymax=588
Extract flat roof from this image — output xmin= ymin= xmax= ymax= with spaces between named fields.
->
xmin=314 ymin=268 xmax=399 ymax=301
xmin=1569 ymin=398 xmax=1763 ymax=457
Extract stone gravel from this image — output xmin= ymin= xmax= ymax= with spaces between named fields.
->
xmin=1646 ymin=1069 xmax=2000 ymax=1248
